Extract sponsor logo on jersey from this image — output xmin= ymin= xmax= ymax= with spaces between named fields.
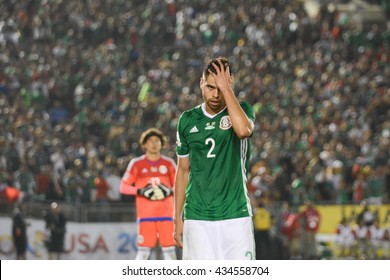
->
xmin=205 ymin=122 xmax=215 ymax=130
xmin=189 ymin=126 xmax=199 ymax=133
xmin=159 ymin=165 xmax=168 ymax=174
xmin=219 ymin=116 xmax=232 ymax=130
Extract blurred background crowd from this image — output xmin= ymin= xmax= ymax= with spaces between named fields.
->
xmin=1 ymin=0 xmax=390 ymax=260
xmin=0 ymin=0 xmax=389 ymax=208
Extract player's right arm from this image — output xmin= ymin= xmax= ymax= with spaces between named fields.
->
xmin=208 ymin=59 xmax=254 ymax=139
xmin=174 ymin=156 xmax=190 ymax=248
xmin=120 ymin=160 xmax=138 ymax=195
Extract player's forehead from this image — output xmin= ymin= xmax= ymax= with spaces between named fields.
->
xmin=202 ymin=74 xmax=217 ymax=86
xmin=145 ymin=135 xmax=161 ymax=142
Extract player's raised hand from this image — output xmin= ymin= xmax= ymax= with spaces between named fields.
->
xmin=208 ymin=58 xmax=233 ymax=91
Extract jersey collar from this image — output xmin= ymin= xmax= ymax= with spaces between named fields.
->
xmin=201 ymin=103 xmax=227 ymax=119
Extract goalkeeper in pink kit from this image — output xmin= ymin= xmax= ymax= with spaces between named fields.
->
xmin=120 ymin=128 xmax=177 ymax=260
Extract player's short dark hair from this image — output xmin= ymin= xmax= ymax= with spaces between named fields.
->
xmin=139 ymin=128 xmax=166 ymax=147
xmin=202 ymin=56 xmax=233 ymax=77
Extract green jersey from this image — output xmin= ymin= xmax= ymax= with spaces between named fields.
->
xmin=176 ymin=102 xmax=255 ymax=221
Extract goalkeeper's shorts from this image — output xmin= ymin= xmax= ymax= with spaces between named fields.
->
xmin=137 ymin=218 xmax=175 ymax=247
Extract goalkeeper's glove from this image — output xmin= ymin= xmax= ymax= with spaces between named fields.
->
xmin=157 ymin=183 xmax=173 ymax=197
xmin=150 ymin=186 xmax=165 ymax=200
xmin=137 ymin=184 xmax=154 ymax=200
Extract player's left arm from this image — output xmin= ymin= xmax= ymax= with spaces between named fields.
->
xmin=209 ymin=60 xmax=254 ymax=139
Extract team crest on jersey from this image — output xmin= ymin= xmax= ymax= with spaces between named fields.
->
xmin=159 ymin=165 xmax=168 ymax=174
xmin=219 ymin=116 xmax=232 ymax=130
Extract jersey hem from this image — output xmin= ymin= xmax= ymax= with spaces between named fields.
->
xmin=184 ymin=213 xmax=251 ymax=221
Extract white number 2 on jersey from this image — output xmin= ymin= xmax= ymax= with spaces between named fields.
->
xmin=205 ymin=138 xmax=216 ymax=158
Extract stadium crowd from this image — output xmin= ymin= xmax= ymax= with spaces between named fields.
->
xmin=0 ymin=0 xmax=389 ymax=209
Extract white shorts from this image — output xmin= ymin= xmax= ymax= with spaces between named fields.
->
xmin=182 ymin=216 xmax=256 ymax=260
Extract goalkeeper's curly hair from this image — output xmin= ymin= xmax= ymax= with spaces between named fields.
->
xmin=139 ymin=128 xmax=167 ymax=148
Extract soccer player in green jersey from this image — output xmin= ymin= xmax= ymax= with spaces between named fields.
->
xmin=174 ymin=57 xmax=256 ymax=259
